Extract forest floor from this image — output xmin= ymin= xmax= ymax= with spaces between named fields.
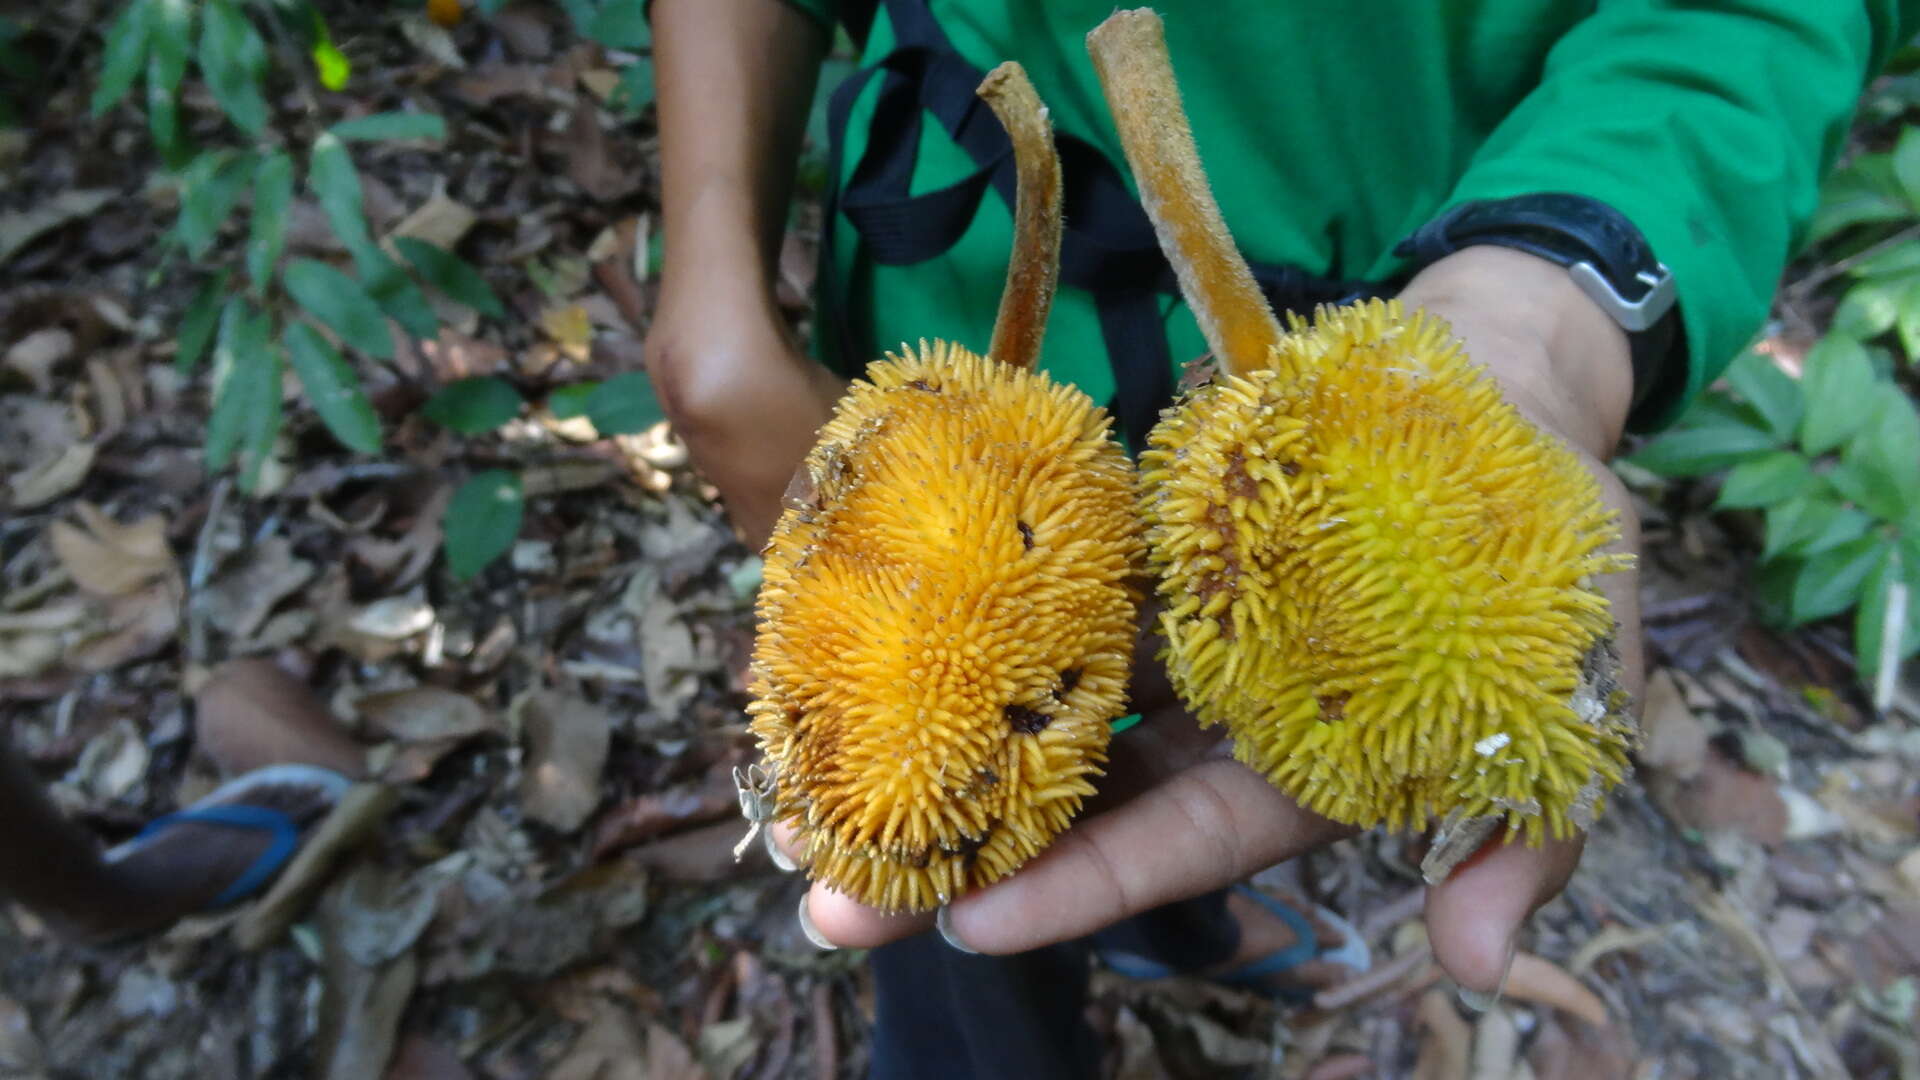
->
xmin=1 ymin=5 xmax=1917 ymax=1079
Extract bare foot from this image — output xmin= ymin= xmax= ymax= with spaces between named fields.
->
xmin=53 ymin=767 xmax=346 ymax=945
xmin=1198 ymin=888 xmax=1364 ymax=995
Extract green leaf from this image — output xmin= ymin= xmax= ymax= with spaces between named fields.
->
xmin=1856 ymin=548 xmax=1919 ymax=678
xmin=1833 ymin=275 xmax=1908 ymax=339
xmin=424 ymin=376 xmax=523 ymax=434
xmin=1625 ymin=415 xmax=1778 ymax=477
xmin=310 ymin=22 xmax=349 ymax=90
xmin=330 ymin=111 xmax=447 ymax=142
xmin=444 ymin=470 xmax=524 ymax=581
xmin=197 ymin=0 xmax=271 ymax=135
xmin=610 ymin=57 xmax=655 ymax=116
xmin=1838 ymin=394 xmax=1920 ymax=522
xmin=1800 ymin=334 xmax=1881 ymax=455
xmin=1895 ymin=127 xmax=1920 ymax=211
xmin=205 ymin=299 xmax=278 ymax=478
xmin=148 ymin=0 xmax=191 ymax=89
xmin=1897 ymin=277 xmax=1920 ymax=364
xmin=92 ymin=0 xmax=156 ymax=116
xmin=355 ymin=249 xmax=440 ymax=340
xmin=583 ymin=371 xmax=664 ymax=435
xmin=546 ymin=382 xmax=598 ymax=420
xmin=1764 ymin=493 xmax=1875 ymax=562
xmin=306 ymin=132 xmax=377 ymax=254
xmin=1716 ymin=451 xmax=1813 ymax=510
xmin=284 ymin=321 xmax=382 ymax=454
xmin=246 ymin=150 xmax=293 ymax=287
xmin=1758 ymin=495 xmax=1866 ymax=564
xmin=1789 ymin=535 xmax=1889 ymax=626
xmin=282 ymin=259 xmax=393 ymax=359
xmin=1851 ymin=238 xmax=1920 ymax=280
xmin=175 ymin=271 xmax=229 ymax=374
xmin=394 ymin=237 xmax=504 ymax=318
xmin=1723 ymin=351 xmax=1803 ymax=439
xmin=175 ymin=150 xmax=256 ymax=260
xmin=585 ymin=3 xmax=650 ymax=48
xmin=1810 ymin=157 xmax=1913 ymax=243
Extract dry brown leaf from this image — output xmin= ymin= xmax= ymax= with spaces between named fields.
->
xmin=201 ymin=536 xmax=315 ymax=641
xmin=8 ymin=442 xmax=96 ymax=509
xmin=1638 ymin=668 xmax=1707 ymax=779
xmin=355 ymin=686 xmax=495 ymax=744
xmin=1566 ymin=923 xmax=1669 ymax=978
xmin=539 ymin=303 xmax=593 ymax=363
xmin=1900 ymin=847 xmax=1920 ymax=899
xmin=1504 ymin=952 xmax=1610 ymax=1028
xmin=0 ymin=189 xmax=115 ymax=266
xmin=384 ymin=1035 xmax=473 ymax=1080
xmin=577 ymin=68 xmax=622 ymax=101
xmin=564 ymin=98 xmax=644 ymax=203
xmin=419 ymin=328 xmax=508 ymax=382
xmin=69 ymin=579 xmax=182 ymax=672
xmin=1412 ymin=987 xmax=1469 ymax=1080
xmin=3 ymin=327 xmax=73 ymax=392
xmin=490 ymin=6 xmax=553 ymax=59
xmin=514 ymin=688 xmax=610 ymax=831
xmin=385 ymin=190 xmax=477 ymax=253
xmin=548 ymin=998 xmax=647 ymax=1080
xmin=48 ymin=503 xmax=176 ymax=597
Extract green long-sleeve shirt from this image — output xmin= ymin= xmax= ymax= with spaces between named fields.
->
xmin=787 ymin=0 xmax=1917 ymax=430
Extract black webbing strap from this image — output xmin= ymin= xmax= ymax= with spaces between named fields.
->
xmin=821 ymin=0 xmax=1384 ymax=450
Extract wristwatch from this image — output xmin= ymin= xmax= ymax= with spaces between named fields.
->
xmin=1394 ymin=193 xmax=1683 ymax=420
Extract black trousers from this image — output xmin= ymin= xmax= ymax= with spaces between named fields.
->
xmin=867 ymin=889 xmax=1239 ymax=1079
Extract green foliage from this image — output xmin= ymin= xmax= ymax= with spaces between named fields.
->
xmin=93 ymin=0 xmax=667 ymax=578
xmin=445 ymin=470 xmax=525 ymax=581
xmin=1628 ymin=348 xmax=1920 ymax=679
xmin=1808 ymin=128 xmax=1920 ymax=371
xmin=424 ymin=377 xmax=525 ymax=435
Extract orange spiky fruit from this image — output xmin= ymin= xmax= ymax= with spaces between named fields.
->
xmin=747 ymin=65 xmax=1143 ymax=913
xmin=1088 ymin=10 xmax=1635 ymax=846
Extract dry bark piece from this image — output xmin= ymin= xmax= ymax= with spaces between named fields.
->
xmin=747 ymin=62 xmax=1143 ymax=913
xmin=1088 ymin=8 xmax=1635 ymax=844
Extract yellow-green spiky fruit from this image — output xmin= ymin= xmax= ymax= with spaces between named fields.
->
xmin=1141 ymin=299 xmax=1636 ymax=843
xmin=749 ymin=341 xmax=1142 ymax=913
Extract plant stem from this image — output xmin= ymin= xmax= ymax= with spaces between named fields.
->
xmin=1787 ymin=221 xmax=1920 ymax=300
xmin=1087 ymin=9 xmax=1282 ymax=378
xmin=978 ymin=62 xmax=1062 ymax=371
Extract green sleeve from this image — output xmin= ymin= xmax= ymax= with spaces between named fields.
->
xmin=1444 ymin=0 xmax=1920 ymax=430
xmin=778 ymin=0 xmax=835 ymax=30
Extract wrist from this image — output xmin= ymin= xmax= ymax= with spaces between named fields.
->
xmin=1396 ymin=246 xmax=1632 ymax=459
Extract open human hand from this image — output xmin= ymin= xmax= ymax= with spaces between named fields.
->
xmin=781 ymin=244 xmax=1647 ymax=1001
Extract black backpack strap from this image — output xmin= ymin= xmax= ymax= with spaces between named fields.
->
xmin=821 ymin=0 xmax=1388 ymax=450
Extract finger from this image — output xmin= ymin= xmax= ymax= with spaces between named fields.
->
xmin=803 ymin=882 xmax=934 ymax=948
xmin=944 ymin=757 xmax=1354 ymax=954
xmin=1423 ymin=829 xmax=1582 ymax=994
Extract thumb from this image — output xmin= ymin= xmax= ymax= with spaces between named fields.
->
xmin=1422 ymin=830 xmax=1582 ymax=995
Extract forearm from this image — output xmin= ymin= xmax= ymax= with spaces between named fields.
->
xmin=651 ymin=0 xmax=827 ymax=309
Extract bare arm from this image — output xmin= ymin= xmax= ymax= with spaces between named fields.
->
xmin=645 ymin=0 xmax=846 ymax=547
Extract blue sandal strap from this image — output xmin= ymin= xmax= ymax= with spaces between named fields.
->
xmin=1212 ymin=883 xmax=1319 ymax=984
xmin=131 ymin=803 xmax=302 ymax=907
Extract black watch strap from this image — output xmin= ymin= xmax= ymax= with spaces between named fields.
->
xmin=1394 ymin=193 xmax=1683 ymax=421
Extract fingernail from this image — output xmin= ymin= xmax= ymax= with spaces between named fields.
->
xmin=797 ymin=896 xmax=836 ymax=951
xmin=936 ymin=906 xmax=978 ymax=955
xmin=764 ymin=827 xmax=799 ymax=873
xmin=1455 ymin=934 xmax=1518 ymax=1013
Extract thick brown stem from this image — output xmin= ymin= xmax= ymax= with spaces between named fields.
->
xmin=1087 ymin=9 xmax=1282 ymax=377
xmin=978 ymin=62 xmax=1064 ymax=371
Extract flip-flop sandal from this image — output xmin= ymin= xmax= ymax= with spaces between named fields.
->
xmin=103 ymin=763 xmax=352 ymax=908
xmin=1099 ymin=884 xmax=1373 ymax=1005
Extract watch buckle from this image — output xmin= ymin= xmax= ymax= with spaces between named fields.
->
xmin=1569 ymin=261 xmax=1676 ymax=333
